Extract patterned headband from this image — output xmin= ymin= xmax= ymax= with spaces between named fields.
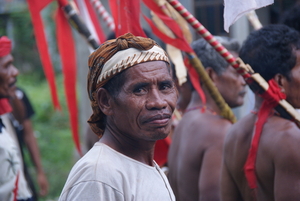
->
xmin=98 ymin=46 xmax=169 ymax=83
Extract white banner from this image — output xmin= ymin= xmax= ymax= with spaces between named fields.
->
xmin=223 ymin=0 xmax=273 ymax=32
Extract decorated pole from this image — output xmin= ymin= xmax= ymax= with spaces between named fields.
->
xmin=166 ymin=0 xmax=250 ymax=80
xmin=246 ymin=11 xmax=263 ymax=30
xmin=166 ymin=0 xmax=300 ymax=127
xmin=90 ymin=0 xmax=115 ymax=32
xmin=58 ymin=0 xmax=99 ymax=49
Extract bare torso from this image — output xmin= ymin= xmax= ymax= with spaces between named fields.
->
xmin=168 ymin=108 xmax=231 ymax=201
xmin=222 ymin=113 xmax=300 ymax=201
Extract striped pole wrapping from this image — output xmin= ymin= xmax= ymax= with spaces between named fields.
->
xmin=166 ymin=0 xmax=251 ymax=81
xmin=90 ymin=0 xmax=115 ymax=32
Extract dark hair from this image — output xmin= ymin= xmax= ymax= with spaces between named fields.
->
xmin=191 ymin=36 xmax=240 ymax=75
xmin=280 ymin=3 xmax=300 ymax=33
xmin=239 ymin=24 xmax=300 ymax=81
xmin=102 ymin=68 xmax=128 ymax=98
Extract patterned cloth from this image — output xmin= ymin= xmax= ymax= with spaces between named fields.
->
xmin=87 ymin=33 xmax=170 ymax=136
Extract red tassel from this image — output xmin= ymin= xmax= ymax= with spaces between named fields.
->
xmin=27 ymin=0 xmax=61 ymax=110
xmin=154 ymin=137 xmax=172 ymax=166
xmin=56 ymin=8 xmax=82 ymax=156
xmin=143 ymin=15 xmax=193 ymax=53
xmin=109 ymin=0 xmax=146 ymax=37
xmin=0 ymin=99 xmax=12 ymax=115
xmin=142 ymin=0 xmax=192 ymax=53
xmin=184 ymin=58 xmax=207 ymax=105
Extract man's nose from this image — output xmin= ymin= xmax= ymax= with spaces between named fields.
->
xmin=11 ymin=65 xmax=19 ymax=77
xmin=146 ymin=89 xmax=167 ymax=110
xmin=239 ymin=74 xmax=246 ymax=86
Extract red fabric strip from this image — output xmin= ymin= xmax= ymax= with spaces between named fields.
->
xmin=56 ymin=8 xmax=82 ymax=156
xmin=184 ymin=57 xmax=206 ymax=106
xmin=84 ymin=0 xmax=106 ymax=43
xmin=0 ymin=99 xmax=12 ymax=115
xmin=27 ymin=0 xmax=53 ymax=10
xmin=154 ymin=136 xmax=171 ymax=166
xmin=143 ymin=15 xmax=193 ymax=53
xmin=57 ymin=0 xmax=68 ymax=7
xmin=27 ymin=0 xmax=61 ymax=110
xmin=110 ymin=0 xmax=146 ymax=37
xmin=13 ymin=171 xmax=19 ymax=201
xmin=0 ymin=36 xmax=11 ymax=57
xmin=244 ymin=79 xmax=286 ymax=189
xmin=142 ymin=0 xmax=192 ymax=53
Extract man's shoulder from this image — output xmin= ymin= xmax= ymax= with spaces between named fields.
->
xmin=263 ymin=116 xmax=300 ymax=146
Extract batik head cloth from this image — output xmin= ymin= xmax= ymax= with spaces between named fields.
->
xmin=87 ymin=33 xmax=170 ymax=136
xmin=0 ymin=36 xmax=12 ymax=57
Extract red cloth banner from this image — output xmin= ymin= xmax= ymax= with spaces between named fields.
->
xmin=56 ymin=8 xmax=82 ymax=156
xmin=27 ymin=0 xmax=61 ymax=110
xmin=109 ymin=0 xmax=146 ymax=37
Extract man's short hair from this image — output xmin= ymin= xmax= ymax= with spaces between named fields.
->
xmin=239 ymin=24 xmax=300 ymax=81
xmin=191 ymin=36 xmax=240 ymax=75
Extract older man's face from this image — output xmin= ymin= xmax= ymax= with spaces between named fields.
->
xmin=108 ymin=61 xmax=178 ymax=142
xmin=0 ymin=54 xmax=18 ymax=98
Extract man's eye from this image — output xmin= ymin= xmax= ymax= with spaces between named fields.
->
xmin=160 ymin=83 xmax=172 ymax=90
xmin=134 ymin=87 xmax=146 ymax=94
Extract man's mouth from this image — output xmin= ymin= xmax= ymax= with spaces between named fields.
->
xmin=9 ymin=80 xmax=17 ymax=88
xmin=144 ymin=113 xmax=171 ymax=126
xmin=239 ymin=91 xmax=246 ymax=96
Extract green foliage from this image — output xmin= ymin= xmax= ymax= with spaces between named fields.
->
xmin=19 ymin=73 xmax=76 ymax=201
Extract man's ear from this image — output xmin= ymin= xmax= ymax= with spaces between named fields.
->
xmin=273 ymin=73 xmax=286 ymax=93
xmin=97 ymin=88 xmax=114 ymax=116
xmin=206 ymin=67 xmax=218 ymax=84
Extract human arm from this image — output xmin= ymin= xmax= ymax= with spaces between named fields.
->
xmin=220 ymin=126 xmax=243 ymax=201
xmin=197 ymin=121 xmax=231 ymax=201
xmin=23 ymin=119 xmax=48 ymax=196
xmin=221 ymin=158 xmax=242 ymax=201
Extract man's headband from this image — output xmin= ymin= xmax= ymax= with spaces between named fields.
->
xmin=97 ymin=46 xmax=169 ymax=83
xmin=0 ymin=36 xmax=12 ymax=57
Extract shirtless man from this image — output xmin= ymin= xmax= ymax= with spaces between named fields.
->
xmin=168 ymin=36 xmax=246 ymax=201
xmin=221 ymin=24 xmax=300 ymax=201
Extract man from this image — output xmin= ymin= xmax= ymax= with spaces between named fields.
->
xmin=9 ymin=87 xmax=49 ymax=199
xmin=59 ymin=33 xmax=177 ymax=200
xmin=221 ymin=24 xmax=300 ymax=200
xmin=167 ymin=36 xmax=246 ymax=201
xmin=0 ymin=36 xmax=33 ymax=200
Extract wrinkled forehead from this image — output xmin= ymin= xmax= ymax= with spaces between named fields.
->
xmin=125 ymin=60 xmax=171 ymax=78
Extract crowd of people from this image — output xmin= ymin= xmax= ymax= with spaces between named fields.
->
xmin=2 ymin=2 xmax=300 ymax=201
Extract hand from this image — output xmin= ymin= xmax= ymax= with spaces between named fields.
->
xmin=37 ymin=171 xmax=49 ymax=196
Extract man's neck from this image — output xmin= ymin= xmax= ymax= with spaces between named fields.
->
xmin=100 ymin=126 xmax=156 ymax=166
xmin=253 ymin=95 xmax=264 ymax=112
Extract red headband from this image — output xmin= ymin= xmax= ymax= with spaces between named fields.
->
xmin=0 ymin=36 xmax=12 ymax=57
